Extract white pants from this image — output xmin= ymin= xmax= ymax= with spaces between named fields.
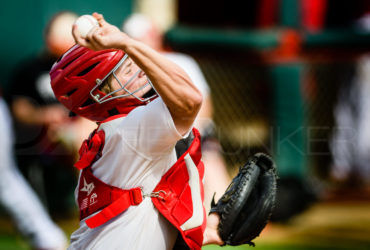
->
xmin=0 ymin=98 xmax=67 ymax=249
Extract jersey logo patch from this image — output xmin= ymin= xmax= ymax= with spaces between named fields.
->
xmin=80 ymin=178 xmax=95 ymax=196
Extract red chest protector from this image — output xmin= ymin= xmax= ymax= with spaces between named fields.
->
xmin=74 ymin=123 xmax=206 ymax=250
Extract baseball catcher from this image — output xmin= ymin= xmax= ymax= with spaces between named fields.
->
xmin=210 ymin=153 xmax=278 ymax=246
xmin=49 ymin=11 xmax=277 ymax=249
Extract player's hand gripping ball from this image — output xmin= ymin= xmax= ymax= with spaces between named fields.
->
xmin=74 ymin=15 xmax=99 ymax=38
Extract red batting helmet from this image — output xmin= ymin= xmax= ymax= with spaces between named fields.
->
xmin=50 ymin=44 xmax=156 ymax=121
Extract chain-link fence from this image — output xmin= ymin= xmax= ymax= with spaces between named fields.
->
xmin=188 ymin=50 xmax=365 ymax=182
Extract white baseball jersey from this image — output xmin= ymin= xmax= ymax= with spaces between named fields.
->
xmin=69 ymin=97 xmax=189 ymax=250
xmin=164 ymin=52 xmax=210 ymax=98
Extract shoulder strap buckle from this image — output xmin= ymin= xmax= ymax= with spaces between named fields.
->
xmin=143 ymin=190 xmax=167 ymax=200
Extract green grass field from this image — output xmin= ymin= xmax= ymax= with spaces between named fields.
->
xmin=1 ymin=200 xmax=370 ymax=250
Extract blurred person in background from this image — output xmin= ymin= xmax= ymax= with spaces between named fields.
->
xmin=5 ymin=11 xmax=96 ymax=217
xmin=0 ymin=93 xmax=67 ymax=250
xmin=330 ymin=55 xmax=370 ymax=187
xmin=329 ymin=7 xmax=370 ymax=188
xmin=122 ymin=13 xmax=231 ymax=213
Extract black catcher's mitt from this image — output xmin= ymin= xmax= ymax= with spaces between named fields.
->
xmin=210 ymin=153 xmax=277 ymax=246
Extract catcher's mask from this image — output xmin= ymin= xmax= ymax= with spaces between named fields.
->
xmin=50 ymin=44 xmax=157 ymax=122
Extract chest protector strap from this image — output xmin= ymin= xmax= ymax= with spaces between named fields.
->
xmin=75 ymin=128 xmax=205 ymax=250
xmin=75 ymin=128 xmax=143 ymax=228
xmin=78 ymin=167 xmax=143 ymax=228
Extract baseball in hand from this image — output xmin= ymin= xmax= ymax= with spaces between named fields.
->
xmin=74 ymin=15 xmax=99 ymax=38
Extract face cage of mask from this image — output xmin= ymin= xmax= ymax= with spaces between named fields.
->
xmin=90 ymin=54 xmax=157 ymax=104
